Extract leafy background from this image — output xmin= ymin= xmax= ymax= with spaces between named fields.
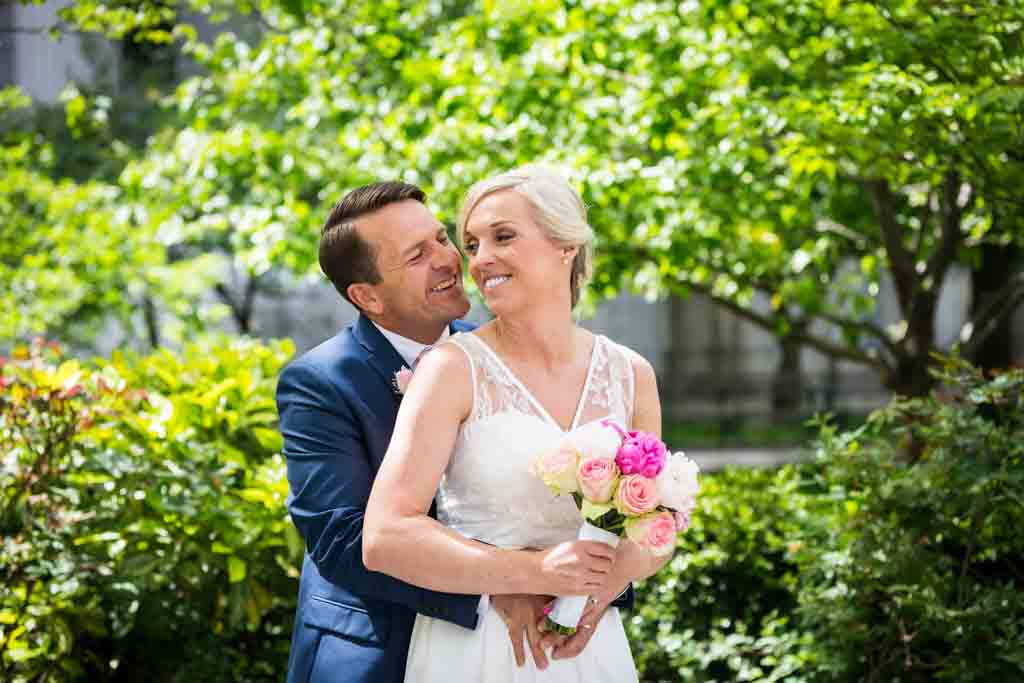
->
xmin=2 ymin=0 xmax=1024 ymax=680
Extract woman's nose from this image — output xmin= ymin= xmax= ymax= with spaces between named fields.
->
xmin=472 ymin=240 xmax=494 ymax=265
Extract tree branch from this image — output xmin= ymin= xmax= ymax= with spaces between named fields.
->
xmin=621 ymin=244 xmax=897 ymax=370
xmin=805 ymin=306 xmax=901 ymax=361
xmin=215 ymin=276 xmax=259 ymax=334
xmin=926 ymin=169 xmax=968 ymax=287
xmin=912 ymin=190 xmax=934 ymax=257
xmin=960 ymin=269 xmax=1024 ymax=358
xmin=862 ymin=178 xmax=917 ymax=313
xmin=678 ymin=279 xmax=890 ymax=372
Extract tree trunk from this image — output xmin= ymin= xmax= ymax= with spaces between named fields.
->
xmin=968 ymin=243 xmax=1018 ymax=372
xmin=141 ymin=295 xmax=160 ymax=350
xmin=772 ymin=324 xmax=804 ymax=418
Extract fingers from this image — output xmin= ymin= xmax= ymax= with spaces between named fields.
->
xmin=578 ymin=597 xmax=597 ymax=623
xmin=508 ymin=624 xmax=526 ymax=667
xmin=580 ymin=540 xmax=618 ymax=561
xmin=553 ymin=605 xmax=602 ymax=660
xmin=552 ymin=628 xmax=588 ymax=660
xmin=538 ymin=628 xmax=563 ymax=652
xmin=526 ymin=614 xmax=549 ymax=670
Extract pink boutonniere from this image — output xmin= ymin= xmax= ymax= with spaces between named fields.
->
xmin=392 ymin=367 xmax=414 ymax=397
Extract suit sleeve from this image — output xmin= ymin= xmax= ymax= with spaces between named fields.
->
xmin=277 ymin=361 xmax=480 ymax=629
xmin=611 ymin=584 xmax=634 ymax=610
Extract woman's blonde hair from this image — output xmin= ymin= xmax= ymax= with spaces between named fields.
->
xmin=456 ymin=165 xmax=594 ymax=308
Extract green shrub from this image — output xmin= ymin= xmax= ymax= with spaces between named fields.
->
xmin=1 ymin=337 xmax=301 ymax=682
xmin=627 ymin=466 xmax=818 ymax=682
xmin=5 ymin=342 xmax=1020 ymax=683
xmin=795 ymin=358 xmax=1024 ymax=682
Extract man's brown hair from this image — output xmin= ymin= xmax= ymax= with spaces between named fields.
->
xmin=318 ymin=181 xmax=426 ymax=308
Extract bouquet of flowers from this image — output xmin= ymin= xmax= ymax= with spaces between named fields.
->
xmin=529 ymin=419 xmax=700 ymax=634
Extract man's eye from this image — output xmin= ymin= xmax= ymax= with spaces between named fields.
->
xmin=408 ymin=251 xmax=423 ymax=263
xmin=465 ymin=243 xmax=478 ymax=253
xmin=438 ymin=233 xmax=450 ymax=244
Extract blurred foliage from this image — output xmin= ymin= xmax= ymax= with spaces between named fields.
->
xmin=795 ymin=358 xmax=1024 ymax=681
xmin=664 ymin=417 xmax=819 ymax=449
xmin=5 ymin=0 xmax=1022 ymax=392
xmin=1 ymin=336 xmax=1020 ymax=680
xmin=0 ymin=336 xmax=301 ymax=682
xmin=629 ymin=358 xmax=1024 ymax=681
xmin=626 ymin=466 xmax=818 ymax=681
xmin=0 ymin=84 xmax=226 ymax=349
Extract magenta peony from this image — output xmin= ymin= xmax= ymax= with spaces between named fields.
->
xmin=615 ymin=430 xmax=667 ymax=478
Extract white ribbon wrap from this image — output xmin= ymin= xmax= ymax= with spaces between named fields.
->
xmin=546 ymin=521 xmax=621 ymax=631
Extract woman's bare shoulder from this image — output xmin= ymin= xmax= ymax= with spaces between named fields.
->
xmin=600 ymin=336 xmax=657 ymax=383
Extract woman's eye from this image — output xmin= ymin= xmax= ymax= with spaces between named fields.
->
xmin=497 ymin=232 xmax=514 ymax=242
xmin=465 ymin=243 xmax=478 ymax=253
xmin=438 ymin=233 xmax=450 ymax=244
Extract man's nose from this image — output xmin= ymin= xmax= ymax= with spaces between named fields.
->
xmin=432 ymin=240 xmax=459 ymax=269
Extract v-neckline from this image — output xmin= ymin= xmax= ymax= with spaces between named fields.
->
xmin=470 ymin=333 xmax=601 ymax=434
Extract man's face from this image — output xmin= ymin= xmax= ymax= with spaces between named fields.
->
xmin=355 ymin=199 xmax=470 ymax=343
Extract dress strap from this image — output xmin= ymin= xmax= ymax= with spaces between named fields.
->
xmin=441 ymin=333 xmax=481 ymax=424
xmin=443 ymin=333 xmax=547 ymax=427
xmin=582 ymin=335 xmax=636 ymax=429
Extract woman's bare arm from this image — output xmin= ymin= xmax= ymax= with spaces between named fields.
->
xmin=363 ymin=343 xmax=616 ymax=596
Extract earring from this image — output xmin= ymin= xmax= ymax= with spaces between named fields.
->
xmin=561 ymin=256 xmax=570 ymax=265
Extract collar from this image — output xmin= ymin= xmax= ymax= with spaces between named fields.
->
xmin=371 ymin=321 xmax=451 ymax=368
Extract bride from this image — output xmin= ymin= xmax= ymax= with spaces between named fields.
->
xmin=364 ymin=165 xmax=672 ymax=682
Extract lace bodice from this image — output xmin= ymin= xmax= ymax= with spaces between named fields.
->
xmin=434 ymin=332 xmax=636 ymax=549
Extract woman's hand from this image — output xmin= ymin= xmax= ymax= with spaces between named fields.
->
xmin=534 ymin=540 xmax=618 ymax=596
xmin=591 ymin=539 xmax=671 ymax=608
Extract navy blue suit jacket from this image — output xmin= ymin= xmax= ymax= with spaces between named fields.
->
xmin=278 ymin=314 xmax=634 ymax=683
xmin=277 ymin=315 xmax=480 ymax=683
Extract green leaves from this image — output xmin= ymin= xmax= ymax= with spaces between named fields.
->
xmin=630 ymin=358 xmax=1024 ymax=681
xmin=797 ymin=359 xmax=1024 ymax=681
xmin=0 ymin=336 xmax=298 ymax=681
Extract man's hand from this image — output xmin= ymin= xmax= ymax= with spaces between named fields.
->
xmin=548 ymin=597 xmax=608 ymax=660
xmin=492 ymin=594 xmax=553 ymax=670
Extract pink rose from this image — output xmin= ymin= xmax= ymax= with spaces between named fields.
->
xmin=625 ymin=511 xmax=678 ymax=556
xmin=393 ymin=368 xmax=414 ymax=395
xmin=615 ymin=431 xmax=667 ymax=478
xmin=577 ymin=457 xmax=618 ymax=503
xmin=614 ymin=475 xmax=660 ymax=515
xmin=530 ymin=442 xmax=581 ymax=494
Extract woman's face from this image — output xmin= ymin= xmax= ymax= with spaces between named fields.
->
xmin=463 ymin=190 xmax=574 ymax=316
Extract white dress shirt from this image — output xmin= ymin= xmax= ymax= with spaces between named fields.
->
xmin=372 ymin=322 xmax=450 ymax=368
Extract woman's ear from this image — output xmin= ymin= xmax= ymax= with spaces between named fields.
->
xmin=561 ymin=245 xmax=579 ymax=264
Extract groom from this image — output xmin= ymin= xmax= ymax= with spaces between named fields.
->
xmin=277 ymin=182 xmax=630 ymax=683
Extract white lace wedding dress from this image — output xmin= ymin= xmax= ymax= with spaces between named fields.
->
xmin=404 ymin=332 xmax=639 ymax=683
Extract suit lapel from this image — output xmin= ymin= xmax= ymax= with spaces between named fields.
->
xmin=351 ymin=314 xmax=408 ymax=443
xmin=352 ymin=314 xmax=477 ymax=412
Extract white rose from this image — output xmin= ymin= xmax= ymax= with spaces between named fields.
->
xmin=568 ymin=419 xmax=624 ymax=460
xmin=655 ymin=452 xmax=700 ymax=512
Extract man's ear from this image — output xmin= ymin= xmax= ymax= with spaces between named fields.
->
xmin=347 ymin=282 xmax=384 ymax=316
